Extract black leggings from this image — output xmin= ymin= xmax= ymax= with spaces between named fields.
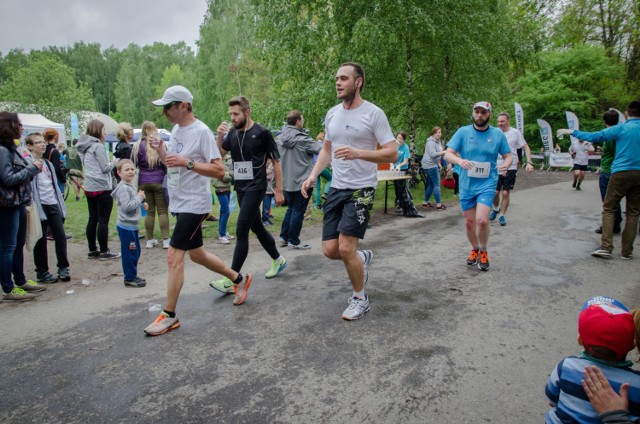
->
xmin=232 ymin=190 xmax=280 ymax=272
xmin=86 ymin=191 xmax=113 ymax=253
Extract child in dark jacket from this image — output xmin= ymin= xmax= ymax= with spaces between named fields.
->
xmin=112 ymin=159 xmax=147 ymax=287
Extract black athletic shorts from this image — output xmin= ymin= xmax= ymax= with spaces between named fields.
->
xmin=322 ymin=187 xmax=375 ymax=240
xmin=496 ymin=169 xmax=518 ymax=191
xmin=170 ymin=213 xmax=208 ymax=251
xmin=572 ymin=164 xmax=588 ymax=171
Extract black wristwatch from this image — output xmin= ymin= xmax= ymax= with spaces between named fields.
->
xmin=186 ymin=161 xmax=195 ymax=170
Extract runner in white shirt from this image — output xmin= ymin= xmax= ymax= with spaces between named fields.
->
xmin=569 ymin=138 xmax=594 ymax=191
xmin=302 ymin=62 xmax=397 ymax=321
xmin=144 ymin=85 xmax=247 ymax=337
xmin=489 ymin=112 xmax=534 ymax=226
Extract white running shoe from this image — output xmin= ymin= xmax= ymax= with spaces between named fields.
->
xmin=146 ymin=239 xmax=158 ymax=249
xmin=342 ymin=296 xmax=370 ymax=320
xmin=218 ymin=236 xmax=230 ymax=244
xmin=163 ymin=239 xmax=171 ymax=249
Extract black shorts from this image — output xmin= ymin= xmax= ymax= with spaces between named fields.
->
xmin=322 ymin=187 xmax=375 ymax=240
xmin=572 ymin=164 xmax=588 ymax=171
xmin=170 ymin=213 xmax=207 ymax=251
xmin=496 ymin=170 xmax=518 ymax=191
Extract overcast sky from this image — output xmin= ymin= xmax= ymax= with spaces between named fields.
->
xmin=0 ymin=0 xmax=208 ymax=54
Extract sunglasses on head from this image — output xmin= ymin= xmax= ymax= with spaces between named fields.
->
xmin=163 ymin=101 xmax=182 ymax=110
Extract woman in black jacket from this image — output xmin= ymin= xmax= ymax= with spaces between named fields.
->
xmin=0 ymin=112 xmax=46 ymax=300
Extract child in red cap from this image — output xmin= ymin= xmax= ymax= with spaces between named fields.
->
xmin=545 ymin=296 xmax=640 ymax=423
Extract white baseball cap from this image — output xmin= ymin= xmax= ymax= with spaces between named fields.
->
xmin=152 ymin=85 xmax=193 ymax=106
xmin=472 ymin=101 xmax=492 ymax=112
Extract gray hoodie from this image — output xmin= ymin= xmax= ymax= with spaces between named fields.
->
xmin=277 ymin=125 xmax=321 ymax=192
xmin=421 ymin=136 xmax=443 ymax=169
xmin=111 ymin=181 xmax=143 ymax=228
xmin=77 ymin=134 xmax=113 ymax=192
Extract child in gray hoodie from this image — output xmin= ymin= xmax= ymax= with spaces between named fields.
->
xmin=112 ymin=159 xmax=148 ymax=287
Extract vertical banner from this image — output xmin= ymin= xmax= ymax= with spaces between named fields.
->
xmin=536 ymin=119 xmax=553 ymax=151
xmin=70 ymin=112 xmax=79 ymax=141
xmin=514 ymin=102 xmax=524 ymax=135
xmin=609 ymin=108 xmax=626 ymax=124
xmin=566 ymin=111 xmax=579 ymax=145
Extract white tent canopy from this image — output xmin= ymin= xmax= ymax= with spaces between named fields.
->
xmin=19 ymin=113 xmax=66 ymax=145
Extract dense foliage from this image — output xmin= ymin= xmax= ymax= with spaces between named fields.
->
xmin=0 ymin=0 xmax=636 ymax=149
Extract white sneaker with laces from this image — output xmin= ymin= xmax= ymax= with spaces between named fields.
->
xmin=146 ymin=239 xmax=158 ymax=249
xmin=163 ymin=239 xmax=171 ymax=249
xmin=218 ymin=236 xmax=230 ymax=244
xmin=342 ymin=296 xmax=370 ymax=321
xmin=225 ymin=233 xmax=235 ymax=240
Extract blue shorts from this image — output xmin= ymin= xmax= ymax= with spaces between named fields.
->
xmin=459 ymin=191 xmax=495 ymax=212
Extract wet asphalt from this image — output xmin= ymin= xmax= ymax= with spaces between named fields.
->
xmin=1 ymin=171 xmax=639 ymax=423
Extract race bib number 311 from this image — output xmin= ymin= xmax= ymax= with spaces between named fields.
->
xmin=468 ymin=161 xmax=490 ymax=178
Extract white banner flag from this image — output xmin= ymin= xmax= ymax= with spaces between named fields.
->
xmin=609 ymin=108 xmax=626 ymax=124
xmin=537 ymin=119 xmax=553 ymax=151
xmin=514 ymin=102 xmax=524 ymax=135
xmin=566 ymin=111 xmax=579 ymax=144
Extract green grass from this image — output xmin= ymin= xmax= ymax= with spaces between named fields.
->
xmin=63 ymin=179 xmax=456 ymax=242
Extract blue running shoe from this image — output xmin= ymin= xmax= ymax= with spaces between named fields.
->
xmin=499 ymin=215 xmax=506 ymax=226
xmin=489 ymin=209 xmax=499 ymax=221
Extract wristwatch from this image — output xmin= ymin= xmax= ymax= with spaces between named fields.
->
xmin=186 ymin=160 xmax=195 ymax=170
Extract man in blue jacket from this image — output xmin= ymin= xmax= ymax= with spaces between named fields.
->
xmin=557 ymin=100 xmax=640 ymax=260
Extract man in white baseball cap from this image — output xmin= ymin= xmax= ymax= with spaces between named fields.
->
xmin=443 ymin=101 xmax=512 ymax=271
xmin=143 ymin=85 xmax=250 ymax=337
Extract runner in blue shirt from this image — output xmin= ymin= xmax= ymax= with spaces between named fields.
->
xmin=444 ymin=102 xmax=511 ymax=271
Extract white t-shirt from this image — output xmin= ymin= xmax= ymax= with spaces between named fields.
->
xmin=37 ymin=161 xmax=57 ymax=205
xmin=166 ymin=119 xmax=221 ymax=214
xmin=324 ymin=101 xmax=395 ymax=189
xmin=570 ymin=140 xmax=592 ymax=166
xmin=498 ymin=127 xmax=526 ymax=170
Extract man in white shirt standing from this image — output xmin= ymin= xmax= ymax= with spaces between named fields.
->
xmin=144 ymin=86 xmax=248 ymax=337
xmin=489 ymin=112 xmax=534 ymax=226
xmin=302 ymin=63 xmax=397 ymax=320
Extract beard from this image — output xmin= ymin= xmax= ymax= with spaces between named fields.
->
xmin=233 ymin=115 xmax=247 ymax=130
xmin=338 ymin=85 xmax=357 ymax=102
xmin=474 ymin=116 xmax=490 ymax=127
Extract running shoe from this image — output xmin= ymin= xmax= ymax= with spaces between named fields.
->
xmin=489 ymin=209 xmax=499 ymax=221
xmin=163 ymin=239 xmax=171 ymax=249
xmin=499 ymin=215 xmax=506 ymax=226
xmin=124 ymin=277 xmax=146 ymax=288
xmin=622 ymin=254 xmax=633 ymax=260
xmin=2 ymin=287 xmax=35 ymax=301
xmin=265 ymin=257 xmax=287 ymax=279
xmin=99 ymin=251 xmax=121 ymax=261
xmin=466 ymin=249 xmax=479 ymax=265
xmin=209 ymin=277 xmax=235 ymax=294
xmin=591 ymin=248 xmax=612 ymax=259
xmin=288 ymin=242 xmax=311 ymax=250
xmin=218 ymin=236 xmax=231 ymax=244
xmin=88 ymin=250 xmax=100 ymax=259
xmin=37 ymin=271 xmax=59 ymax=284
xmin=58 ymin=267 xmax=71 ymax=282
xmin=146 ymin=239 xmax=158 ymax=249
xmin=278 ymin=237 xmax=288 ymax=247
xmin=17 ymin=280 xmax=46 ymax=292
xmin=478 ymin=251 xmax=489 ymax=271
xmin=225 ymin=234 xmax=236 ymax=240
xmin=233 ymin=273 xmax=252 ymax=305
xmin=144 ymin=312 xmax=180 ymax=336
xmin=361 ymin=249 xmax=373 ymax=287
xmin=342 ymin=296 xmax=370 ymax=320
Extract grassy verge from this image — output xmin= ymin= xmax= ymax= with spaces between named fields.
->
xmin=63 ymin=180 xmax=456 ymax=242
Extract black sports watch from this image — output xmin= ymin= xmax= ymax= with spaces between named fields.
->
xmin=186 ymin=161 xmax=195 ymax=170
